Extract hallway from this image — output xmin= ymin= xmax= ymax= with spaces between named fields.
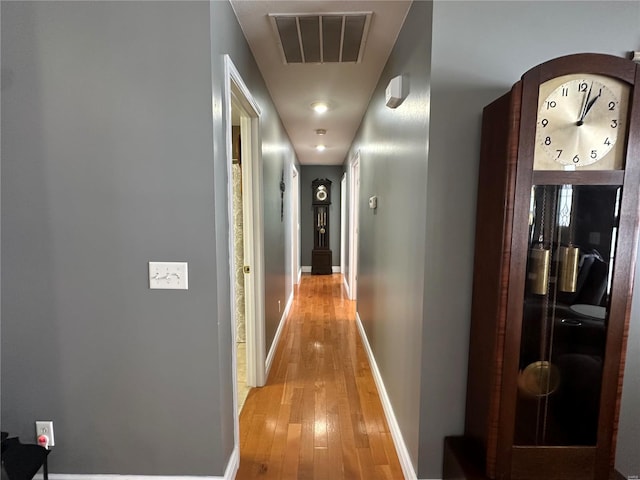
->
xmin=236 ymin=274 xmax=404 ymax=479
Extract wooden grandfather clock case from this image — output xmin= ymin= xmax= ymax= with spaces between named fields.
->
xmin=444 ymin=54 xmax=640 ymax=480
xmin=311 ymin=178 xmax=332 ymax=275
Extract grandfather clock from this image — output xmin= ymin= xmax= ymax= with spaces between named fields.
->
xmin=311 ymin=178 xmax=332 ymax=275
xmin=444 ymin=53 xmax=640 ymax=480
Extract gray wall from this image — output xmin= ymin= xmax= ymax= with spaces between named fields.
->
xmin=346 ymin=0 xmax=431 ymax=472
xmin=1 ymin=0 xmax=296 ymax=475
xmin=346 ymin=1 xmax=640 ymax=479
xmin=260 ymin=120 xmax=298 ymax=350
xmin=300 ymin=165 xmax=343 ymax=267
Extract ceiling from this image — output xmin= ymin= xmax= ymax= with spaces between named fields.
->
xmin=230 ymin=0 xmax=412 ymax=165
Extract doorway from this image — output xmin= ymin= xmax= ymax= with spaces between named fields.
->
xmin=230 ymin=101 xmax=249 ymax=412
xmin=224 ymin=55 xmax=266 ymax=426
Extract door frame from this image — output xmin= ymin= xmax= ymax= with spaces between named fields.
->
xmin=223 ymin=56 xmax=266 ymax=399
xmin=340 ymin=172 xmax=347 ymax=279
xmin=291 ymin=164 xmax=301 ymax=285
xmin=348 ymin=152 xmax=360 ymax=300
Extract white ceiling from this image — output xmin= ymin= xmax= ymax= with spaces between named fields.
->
xmin=230 ymin=0 xmax=412 ymax=165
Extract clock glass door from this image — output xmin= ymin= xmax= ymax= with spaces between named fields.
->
xmin=315 ymin=206 xmax=328 ymax=249
xmin=515 ymin=183 xmax=621 ymax=446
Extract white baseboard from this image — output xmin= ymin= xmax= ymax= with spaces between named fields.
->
xmin=265 ymin=290 xmax=293 ymax=377
xmin=36 ymin=475 xmax=220 ymax=480
xmin=355 ymin=312 xmax=418 ymax=480
xmin=223 ymin=446 xmax=239 ymax=480
xmin=34 ymin=446 xmax=239 ymax=480
xmin=301 ymin=266 xmax=341 ymax=273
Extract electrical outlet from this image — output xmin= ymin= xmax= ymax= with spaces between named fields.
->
xmin=149 ymin=262 xmax=188 ymax=290
xmin=35 ymin=421 xmax=55 ymax=447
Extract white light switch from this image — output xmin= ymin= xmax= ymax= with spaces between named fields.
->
xmin=149 ymin=262 xmax=188 ymax=290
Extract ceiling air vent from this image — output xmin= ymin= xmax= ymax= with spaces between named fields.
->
xmin=269 ymin=13 xmax=372 ymax=64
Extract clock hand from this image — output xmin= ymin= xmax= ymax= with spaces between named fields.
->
xmin=580 ymin=88 xmax=602 ymax=124
xmin=578 ymin=82 xmax=593 ymax=125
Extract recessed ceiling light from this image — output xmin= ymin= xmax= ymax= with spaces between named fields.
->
xmin=311 ymin=102 xmax=329 ymax=114
xmin=315 ymin=129 xmax=327 ymax=135
xmin=316 ymin=144 xmax=327 ymax=152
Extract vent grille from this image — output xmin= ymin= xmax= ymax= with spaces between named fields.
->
xmin=270 ymin=13 xmax=372 ymax=64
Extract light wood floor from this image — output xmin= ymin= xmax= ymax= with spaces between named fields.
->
xmin=236 ymin=273 xmax=404 ymax=479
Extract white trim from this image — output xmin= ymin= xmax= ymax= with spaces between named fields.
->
xmin=343 ymin=275 xmax=351 ymax=298
xmin=355 ymin=312 xmax=418 ymax=480
xmin=290 ymin=165 xmax=301 ymax=286
xmin=36 ymin=477 xmax=219 ymax=480
xmin=348 ymin=152 xmax=360 ymax=301
xmin=265 ymin=290 xmax=294 ymax=377
xmin=223 ymin=446 xmax=239 ymax=480
xmin=33 ymin=448 xmax=239 ymax=480
xmin=340 ymin=173 xmax=347 ymax=277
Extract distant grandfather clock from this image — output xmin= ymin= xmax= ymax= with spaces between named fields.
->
xmin=311 ymin=178 xmax=332 ymax=275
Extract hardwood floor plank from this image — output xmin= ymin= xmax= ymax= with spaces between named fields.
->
xmin=288 ymin=387 xmax=304 ymax=424
xmin=356 ymin=447 xmax=378 ymax=480
xmin=281 ymin=423 xmax=302 ymax=479
xmin=368 ymin=431 xmax=390 ymax=466
xmin=326 ymin=410 xmax=345 ymax=478
xmin=313 ymin=447 xmax=329 ymax=480
xmin=383 ymin=432 xmax=405 ymax=479
xmin=236 ymin=274 xmax=403 ymax=479
xmin=263 ymin=403 xmax=291 ymax=479
xmin=314 ymin=380 xmax=328 ymax=448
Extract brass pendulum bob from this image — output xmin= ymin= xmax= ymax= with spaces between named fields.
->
xmin=558 ymin=244 xmax=580 ymax=293
xmin=530 ymin=244 xmax=551 ymax=295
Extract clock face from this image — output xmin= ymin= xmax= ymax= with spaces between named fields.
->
xmin=534 ymin=74 xmax=630 ymax=170
xmin=316 ymin=185 xmax=327 ymax=201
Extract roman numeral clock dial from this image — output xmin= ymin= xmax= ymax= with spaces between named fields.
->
xmin=534 ymin=73 xmax=629 ymax=170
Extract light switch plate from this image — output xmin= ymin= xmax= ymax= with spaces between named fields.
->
xmin=149 ymin=262 xmax=188 ymax=290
